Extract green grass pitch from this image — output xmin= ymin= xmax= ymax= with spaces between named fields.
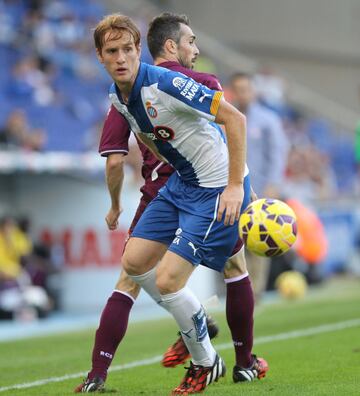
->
xmin=1 ymin=278 xmax=359 ymax=395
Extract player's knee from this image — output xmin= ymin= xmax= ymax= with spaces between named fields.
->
xmin=223 ymin=266 xmax=241 ymax=279
xmin=223 ymin=252 xmax=247 ymax=279
xmin=121 ymin=253 xmax=142 ymax=276
xmin=156 ymin=272 xmax=180 ymax=295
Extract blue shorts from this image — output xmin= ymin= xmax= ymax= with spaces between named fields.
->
xmin=131 ymin=173 xmax=251 ymax=272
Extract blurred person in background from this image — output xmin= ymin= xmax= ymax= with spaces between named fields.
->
xmin=230 ymin=72 xmax=289 ymax=300
xmin=0 ymin=109 xmax=46 ymax=150
xmin=10 ymin=56 xmax=56 ymax=106
xmin=283 ymin=111 xmax=337 ymax=202
xmin=0 ymin=216 xmax=51 ymax=320
xmin=253 ymin=66 xmax=287 ymax=115
xmin=0 ymin=0 xmax=108 ymax=152
xmin=18 ymin=216 xmax=61 ymax=312
xmin=0 ymin=216 xmax=31 ymax=281
xmin=285 ymin=145 xmax=336 ymax=202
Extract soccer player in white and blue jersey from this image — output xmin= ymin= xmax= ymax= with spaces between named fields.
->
xmin=94 ymin=14 xmax=249 ymax=395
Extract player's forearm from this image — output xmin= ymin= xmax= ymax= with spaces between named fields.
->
xmin=224 ymin=112 xmax=247 ymax=186
xmin=215 ymin=100 xmax=247 ymax=186
xmin=106 ymin=154 xmax=125 ymax=210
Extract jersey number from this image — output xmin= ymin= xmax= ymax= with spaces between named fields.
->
xmin=153 ymin=126 xmax=175 ymax=141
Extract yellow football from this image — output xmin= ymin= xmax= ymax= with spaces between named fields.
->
xmin=239 ymin=198 xmax=297 ymax=257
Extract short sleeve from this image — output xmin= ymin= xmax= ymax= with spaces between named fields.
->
xmin=202 ymin=76 xmax=223 ymax=91
xmin=98 ymin=105 xmax=131 ymax=157
xmin=157 ymin=72 xmax=223 ymax=121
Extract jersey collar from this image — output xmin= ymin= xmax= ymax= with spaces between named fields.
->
xmin=157 ymin=61 xmax=181 ymax=69
xmin=128 ymin=62 xmax=146 ymax=103
xmin=111 ymin=62 xmax=146 ymax=105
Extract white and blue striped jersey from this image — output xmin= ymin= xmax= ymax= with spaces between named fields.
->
xmin=109 ymin=62 xmax=247 ymax=188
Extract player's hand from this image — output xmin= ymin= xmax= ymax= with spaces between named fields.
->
xmin=105 ymin=206 xmax=123 ymax=230
xmin=217 ymin=184 xmax=244 ymax=226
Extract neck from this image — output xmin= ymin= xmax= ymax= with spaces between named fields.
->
xmin=115 ymin=63 xmax=140 ymax=104
xmin=154 ymin=55 xmax=178 ymax=66
xmin=116 ymin=81 xmax=132 ymax=103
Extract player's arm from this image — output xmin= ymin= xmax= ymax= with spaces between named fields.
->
xmin=105 ymin=153 xmax=125 ymax=230
xmin=215 ymin=99 xmax=247 ymax=226
xmin=99 ymin=105 xmax=130 ymax=230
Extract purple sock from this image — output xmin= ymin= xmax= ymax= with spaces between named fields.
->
xmin=226 ymin=276 xmax=255 ymax=368
xmin=89 ymin=291 xmax=134 ymax=380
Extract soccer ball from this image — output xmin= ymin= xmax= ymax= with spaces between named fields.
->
xmin=239 ymin=198 xmax=297 ymax=257
xmin=276 ymin=271 xmax=307 ymax=300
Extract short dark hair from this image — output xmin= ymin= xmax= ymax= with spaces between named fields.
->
xmin=147 ymin=12 xmax=190 ymax=59
xmin=230 ymin=72 xmax=253 ymax=83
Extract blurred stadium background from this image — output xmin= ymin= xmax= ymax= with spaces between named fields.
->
xmin=0 ymin=0 xmax=359 ymax=355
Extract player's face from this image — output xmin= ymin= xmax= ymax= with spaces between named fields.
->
xmin=176 ymin=24 xmax=199 ymax=69
xmin=97 ymin=30 xmax=141 ymax=87
xmin=231 ymin=78 xmax=255 ymax=112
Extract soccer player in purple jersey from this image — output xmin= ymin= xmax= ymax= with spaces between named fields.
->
xmin=75 ymin=13 xmax=268 ymax=394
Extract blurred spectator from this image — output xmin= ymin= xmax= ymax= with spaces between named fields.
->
xmin=0 ymin=109 xmax=46 ymax=150
xmin=0 ymin=0 xmax=111 ymax=151
xmin=284 ymin=145 xmax=337 ymax=202
xmin=0 ymin=216 xmax=53 ymax=320
xmin=283 ymin=110 xmax=311 ymax=147
xmin=230 ymin=72 xmax=289 ymax=300
xmin=10 ymin=56 xmax=56 ymax=106
xmin=254 ymin=66 xmax=287 ymax=114
xmin=283 ymin=112 xmax=337 ymax=201
xmin=230 ymin=72 xmax=289 ymax=198
xmin=0 ymin=216 xmax=32 ymax=280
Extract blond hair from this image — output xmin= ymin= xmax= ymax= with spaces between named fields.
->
xmin=94 ymin=14 xmax=141 ymax=51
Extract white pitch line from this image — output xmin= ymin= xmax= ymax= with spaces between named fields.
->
xmin=1 ymin=318 xmax=359 ymax=393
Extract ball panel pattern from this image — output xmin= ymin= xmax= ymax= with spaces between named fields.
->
xmin=239 ymin=198 xmax=297 ymax=257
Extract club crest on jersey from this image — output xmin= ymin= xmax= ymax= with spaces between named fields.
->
xmin=153 ymin=126 xmax=175 ymax=141
xmin=172 ymin=77 xmax=187 ymax=90
xmin=146 ymin=106 xmax=157 ymax=118
xmin=146 ymin=101 xmax=158 ymax=118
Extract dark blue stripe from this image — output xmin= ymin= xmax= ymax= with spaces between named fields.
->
xmin=127 ymin=97 xmax=154 ymax=132
xmin=153 ymin=139 xmax=199 ymax=185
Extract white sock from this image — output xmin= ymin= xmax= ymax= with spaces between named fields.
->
xmin=128 ymin=267 xmax=162 ymax=303
xmin=160 ymin=287 xmax=217 ymax=367
xmin=129 ymin=269 xmax=217 ymax=366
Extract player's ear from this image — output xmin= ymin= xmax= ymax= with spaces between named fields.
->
xmin=136 ymin=43 xmax=142 ymax=57
xmin=164 ymin=38 xmax=177 ymax=55
xmin=96 ymin=48 xmax=104 ymax=64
